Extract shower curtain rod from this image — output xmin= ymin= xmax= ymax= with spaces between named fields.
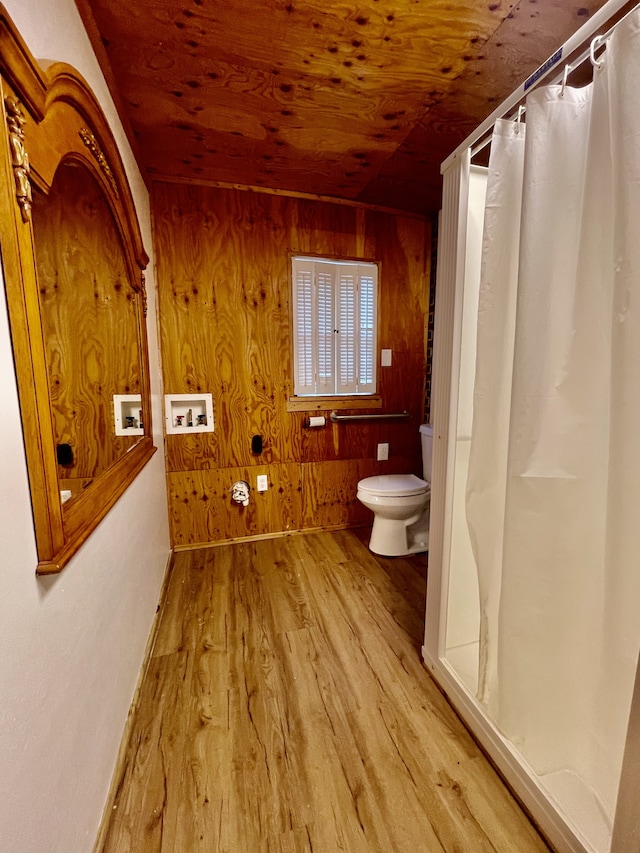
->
xmin=442 ymin=0 xmax=638 ymax=172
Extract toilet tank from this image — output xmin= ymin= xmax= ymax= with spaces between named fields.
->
xmin=420 ymin=424 xmax=433 ymax=483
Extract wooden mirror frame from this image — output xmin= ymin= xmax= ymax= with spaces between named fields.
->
xmin=0 ymin=7 xmax=156 ymax=574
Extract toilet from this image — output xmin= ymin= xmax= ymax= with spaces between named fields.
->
xmin=357 ymin=424 xmax=433 ymax=557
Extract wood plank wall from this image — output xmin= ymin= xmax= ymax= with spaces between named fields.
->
xmin=153 ymin=183 xmax=430 ymax=547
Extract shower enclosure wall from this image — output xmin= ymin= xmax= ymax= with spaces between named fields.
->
xmin=423 ymin=3 xmax=640 ymax=852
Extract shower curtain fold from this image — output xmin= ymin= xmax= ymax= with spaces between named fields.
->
xmin=465 ymin=119 xmax=525 ymax=709
xmin=465 ymin=9 xmax=640 ymax=830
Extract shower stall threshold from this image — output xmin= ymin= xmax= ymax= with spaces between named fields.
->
xmin=441 ymin=646 xmax=612 ymax=851
xmin=422 ymin=648 xmax=611 ymax=853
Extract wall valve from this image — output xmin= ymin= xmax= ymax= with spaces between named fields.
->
xmin=231 ymin=480 xmax=250 ymax=506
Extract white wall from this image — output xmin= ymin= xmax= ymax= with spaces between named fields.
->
xmin=0 ymin=2 xmax=171 ymax=851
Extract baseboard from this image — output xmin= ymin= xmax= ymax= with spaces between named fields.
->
xmin=93 ymin=549 xmax=174 ymax=853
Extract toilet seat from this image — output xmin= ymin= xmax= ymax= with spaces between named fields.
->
xmin=358 ymin=473 xmax=429 ymax=497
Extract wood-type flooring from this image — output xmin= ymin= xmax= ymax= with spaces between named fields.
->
xmin=99 ymin=529 xmax=550 ymax=853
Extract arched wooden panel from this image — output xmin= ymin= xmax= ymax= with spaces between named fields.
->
xmin=0 ymin=7 xmax=155 ymax=572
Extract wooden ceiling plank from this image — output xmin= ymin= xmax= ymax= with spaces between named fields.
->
xmin=79 ymin=0 xmax=610 ymax=214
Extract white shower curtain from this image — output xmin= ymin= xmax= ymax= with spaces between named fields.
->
xmin=466 ymin=9 xmax=640 ymax=824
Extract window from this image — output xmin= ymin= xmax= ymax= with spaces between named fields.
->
xmin=292 ymin=256 xmax=378 ymax=396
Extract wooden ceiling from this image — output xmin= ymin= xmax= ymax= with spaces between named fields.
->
xmin=76 ymin=0 xmax=608 ymax=216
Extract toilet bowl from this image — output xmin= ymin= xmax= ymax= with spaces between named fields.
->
xmin=357 ymin=474 xmax=430 ymax=556
xmin=357 ymin=424 xmax=432 ymax=557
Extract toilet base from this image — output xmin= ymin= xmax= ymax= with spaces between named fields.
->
xmin=368 ymin=508 xmax=429 ymax=557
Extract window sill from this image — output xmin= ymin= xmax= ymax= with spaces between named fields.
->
xmin=287 ymin=395 xmax=382 ymax=413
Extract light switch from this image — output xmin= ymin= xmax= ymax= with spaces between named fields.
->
xmin=381 ymin=348 xmax=392 ymax=367
xmin=256 ymin=474 xmax=268 ymax=492
xmin=377 ymin=443 xmax=389 ymax=461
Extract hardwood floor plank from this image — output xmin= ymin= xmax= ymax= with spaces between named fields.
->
xmin=102 ymin=652 xmax=193 ymax=852
xmin=335 ymin=528 xmax=428 ymax=646
xmin=285 ymin=628 xmax=446 ymax=853
xmin=152 ymin=549 xmax=210 ymax=656
xmin=265 ymin=827 xmax=314 ymax=853
xmin=99 ymin=530 xmax=551 ymax=853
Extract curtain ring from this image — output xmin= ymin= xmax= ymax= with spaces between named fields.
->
xmin=515 ymin=104 xmax=525 ymax=134
xmin=560 ymin=64 xmax=571 ymax=97
xmin=590 ymin=35 xmax=605 ymax=70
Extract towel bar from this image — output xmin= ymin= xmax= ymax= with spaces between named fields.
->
xmin=329 ymin=410 xmax=411 ymax=423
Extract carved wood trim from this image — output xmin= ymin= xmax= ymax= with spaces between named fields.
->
xmin=4 ymin=95 xmax=32 ymax=222
xmin=79 ymin=126 xmax=119 ymax=199
xmin=140 ymin=271 xmax=148 ymax=317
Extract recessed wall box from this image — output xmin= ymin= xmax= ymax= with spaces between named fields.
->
xmin=114 ymin=394 xmax=144 ymax=436
xmin=165 ymin=393 xmax=214 ymax=435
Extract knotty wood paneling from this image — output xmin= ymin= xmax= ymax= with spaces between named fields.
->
xmin=155 ymin=182 xmax=429 ymax=546
xmin=167 ymin=463 xmax=302 ymax=547
xmin=301 ymin=456 xmax=418 ymax=530
xmin=79 ymin=0 xmax=608 ymax=215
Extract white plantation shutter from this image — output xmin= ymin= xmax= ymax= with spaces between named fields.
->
xmin=292 ymin=257 xmax=377 ymax=395
xmin=316 ymin=264 xmax=335 ymax=393
xmin=336 ymin=267 xmax=357 ymax=393
xmin=292 ymin=260 xmax=315 ymax=394
xmin=358 ymin=268 xmax=377 ymax=393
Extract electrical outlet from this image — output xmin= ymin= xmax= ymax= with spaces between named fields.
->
xmin=256 ymin=474 xmax=268 ymax=492
xmin=377 ymin=443 xmax=389 ymax=461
